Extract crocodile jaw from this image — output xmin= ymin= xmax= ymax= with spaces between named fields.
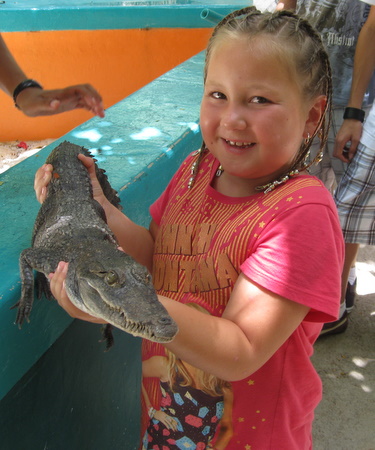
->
xmin=70 ymin=280 xmax=178 ymax=343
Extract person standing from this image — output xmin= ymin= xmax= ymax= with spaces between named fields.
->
xmin=332 ymin=0 xmax=375 ymax=332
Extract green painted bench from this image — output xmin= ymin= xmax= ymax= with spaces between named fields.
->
xmin=0 ymin=52 xmax=205 ymax=449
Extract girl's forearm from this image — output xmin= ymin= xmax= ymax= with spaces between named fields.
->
xmin=159 ymin=274 xmax=309 ymax=382
xmin=159 ymin=296 xmax=256 ymax=382
xmin=105 ymin=205 xmax=154 ymax=271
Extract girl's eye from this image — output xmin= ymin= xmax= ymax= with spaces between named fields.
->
xmin=211 ymin=91 xmax=226 ymax=100
xmin=250 ymin=96 xmax=269 ymax=104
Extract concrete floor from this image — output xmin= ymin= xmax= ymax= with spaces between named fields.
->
xmin=312 ymin=245 xmax=375 ymax=450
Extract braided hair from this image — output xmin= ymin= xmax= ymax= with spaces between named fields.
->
xmin=191 ymin=7 xmax=332 ymax=192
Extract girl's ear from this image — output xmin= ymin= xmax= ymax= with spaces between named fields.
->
xmin=303 ymin=95 xmax=327 ymax=138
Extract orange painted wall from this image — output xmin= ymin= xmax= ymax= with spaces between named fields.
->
xmin=0 ymin=28 xmax=211 ymax=141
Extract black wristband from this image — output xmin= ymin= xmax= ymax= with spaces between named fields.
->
xmin=343 ymin=107 xmax=365 ymax=123
xmin=13 ymin=79 xmax=43 ymax=109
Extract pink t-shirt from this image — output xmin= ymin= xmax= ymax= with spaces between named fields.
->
xmin=142 ymin=150 xmax=344 ymax=449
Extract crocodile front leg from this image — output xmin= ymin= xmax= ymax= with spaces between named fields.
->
xmin=14 ymin=248 xmax=62 ymax=326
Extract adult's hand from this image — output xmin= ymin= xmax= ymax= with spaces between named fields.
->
xmin=333 ymin=119 xmax=363 ymax=162
xmin=15 ymin=84 xmax=105 ymax=118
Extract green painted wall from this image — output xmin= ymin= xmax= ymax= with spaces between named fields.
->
xmin=0 ymin=322 xmax=142 ymax=449
xmin=0 ymin=52 xmax=204 ymax=447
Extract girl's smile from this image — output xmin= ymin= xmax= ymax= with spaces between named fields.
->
xmin=223 ymin=139 xmax=256 ymax=152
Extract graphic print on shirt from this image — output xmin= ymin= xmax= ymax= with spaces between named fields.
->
xmin=141 ymin=303 xmax=234 ymax=449
xmin=153 ymin=222 xmax=239 ymax=295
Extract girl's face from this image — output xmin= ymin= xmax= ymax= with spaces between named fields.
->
xmin=200 ymin=37 xmax=325 ymax=194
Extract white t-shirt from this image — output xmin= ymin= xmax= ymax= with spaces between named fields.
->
xmin=361 ymin=104 xmax=375 ymax=148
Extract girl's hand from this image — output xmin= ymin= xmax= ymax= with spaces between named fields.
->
xmin=49 ymin=261 xmax=106 ymax=324
xmin=34 ymin=163 xmax=53 ymax=203
xmin=77 ymin=154 xmax=108 ymax=208
xmin=34 ymin=154 xmax=108 ymax=208
xmin=153 ymin=410 xmax=178 ymax=431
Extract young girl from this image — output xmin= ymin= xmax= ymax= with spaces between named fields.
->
xmin=36 ymin=8 xmax=344 ymax=449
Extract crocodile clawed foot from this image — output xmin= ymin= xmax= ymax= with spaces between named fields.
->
xmin=14 ymin=312 xmax=29 ymax=329
xmin=9 ymin=301 xmax=19 ymax=311
xmin=11 ymin=302 xmax=31 ymax=328
xmin=99 ymin=324 xmax=114 ymax=351
xmin=10 ymin=302 xmax=23 ymax=327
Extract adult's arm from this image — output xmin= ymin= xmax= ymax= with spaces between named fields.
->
xmin=334 ymin=6 xmax=375 ymax=161
xmin=0 ymin=34 xmax=105 ymax=117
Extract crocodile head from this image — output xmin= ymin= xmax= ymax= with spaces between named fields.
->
xmin=66 ymin=246 xmax=178 ymax=343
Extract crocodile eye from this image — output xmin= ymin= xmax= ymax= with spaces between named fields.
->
xmin=105 ymin=271 xmax=119 ymax=286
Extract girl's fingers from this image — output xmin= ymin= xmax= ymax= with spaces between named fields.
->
xmin=34 ymin=164 xmax=53 ymax=203
xmin=49 ymin=261 xmax=69 ymax=303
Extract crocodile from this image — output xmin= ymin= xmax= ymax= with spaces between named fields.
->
xmin=14 ymin=141 xmax=178 ymax=348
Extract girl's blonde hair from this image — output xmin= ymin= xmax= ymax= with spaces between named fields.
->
xmin=166 ymin=303 xmax=230 ymax=397
xmin=191 ymin=7 xmax=333 ymax=192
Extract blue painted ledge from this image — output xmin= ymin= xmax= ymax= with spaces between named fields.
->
xmin=0 ymin=51 xmax=204 ymax=401
xmin=0 ymin=0 xmax=250 ymax=32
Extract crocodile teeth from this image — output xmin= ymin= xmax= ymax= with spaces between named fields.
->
xmin=104 ymin=304 xmax=173 ymax=342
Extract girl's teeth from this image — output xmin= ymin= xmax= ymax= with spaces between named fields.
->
xmin=227 ymin=140 xmax=253 ymax=147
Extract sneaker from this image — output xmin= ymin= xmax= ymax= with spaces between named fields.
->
xmin=320 ymin=310 xmax=348 ymax=337
xmin=346 ymin=279 xmax=357 ymax=313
